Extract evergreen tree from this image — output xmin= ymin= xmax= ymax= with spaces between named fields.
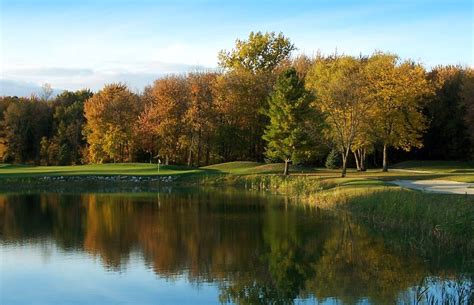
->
xmin=262 ymin=68 xmax=315 ymax=175
xmin=325 ymin=149 xmax=340 ymax=169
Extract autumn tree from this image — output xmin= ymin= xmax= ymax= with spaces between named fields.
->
xmin=306 ymin=56 xmax=370 ymax=177
xmin=461 ymin=67 xmax=474 ymax=158
xmin=262 ymin=68 xmax=316 ymax=175
xmin=2 ymin=97 xmax=51 ymax=163
xmin=43 ymin=90 xmax=93 ymax=165
xmin=135 ymin=91 xmax=158 ymax=163
xmin=215 ymin=31 xmax=295 ymax=161
xmin=218 ymin=31 xmax=295 ymax=73
xmin=351 ymin=126 xmax=375 ymax=172
xmin=277 ymin=54 xmax=315 ymax=80
xmin=1 ymin=32 xmax=471 ymax=167
xmin=213 ymin=70 xmax=274 ymax=161
xmin=0 ymin=97 xmax=16 ymax=160
xmin=366 ymin=53 xmax=431 ymax=171
xmin=84 ymin=83 xmax=139 ymax=163
xmin=137 ymin=75 xmax=190 ymax=164
xmin=423 ymin=66 xmax=473 ymax=160
xmin=185 ymin=72 xmax=218 ymax=166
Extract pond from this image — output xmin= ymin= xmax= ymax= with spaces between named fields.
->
xmin=0 ymin=188 xmax=472 ymax=304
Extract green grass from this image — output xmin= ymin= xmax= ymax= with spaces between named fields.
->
xmin=392 ymin=160 xmax=474 ymax=172
xmin=201 ymin=161 xmax=262 ymax=173
xmin=0 ymin=163 xmax=201 ymax=178
xmin=1 ymin=160 xmax=473 ymax=182
xmin=202 ymin=161 xmax=319 ymax=175
xmin=388 ymin=160 xmax=474 ymax=182
xmin=345 ymin=189 xmax=474 ymax=264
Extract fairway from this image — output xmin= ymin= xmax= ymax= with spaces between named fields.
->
xmin=391 ymin=160 xmax=474 ymax=172
xmin=1 ymin=161 xmax=473 ymax=184
xmin=0 ymin=163 xmax=201 ymax=178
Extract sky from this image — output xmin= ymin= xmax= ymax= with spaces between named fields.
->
xmin=0 ymin=0 xmax=473 ymax=96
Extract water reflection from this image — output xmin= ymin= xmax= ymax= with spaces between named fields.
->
xmin=0 ymin=189 xmax=471 ymax=304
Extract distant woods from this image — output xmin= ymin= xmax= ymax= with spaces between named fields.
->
xmin=0 ymin=31 xmax=473 ymax=176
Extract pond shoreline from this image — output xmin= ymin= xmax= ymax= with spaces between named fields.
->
xmin=2 ymin=172 xmax=473 ymax=266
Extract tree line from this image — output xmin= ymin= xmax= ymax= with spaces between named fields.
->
xmin=1 ymin=32 xmax=473 ymax=176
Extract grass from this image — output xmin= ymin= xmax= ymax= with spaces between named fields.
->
xmin=0 ymin=160 xmax=471 ymax=187
xmin=196 ymin=164 xmax=473 ymax=268
xmin=201 ymin=161 xmax=262 ymax=173
xmin=345 ymin=189 xmax=474 ymax=259
xmin=0 ymin=163 xmax=201 ymax=177
xmin=1 ymin=160 xmax=473 ymax=184
xmin=392 ymin=160 xmax=474 ymax=172
xmin=213 ymin=173 xmax=473 ymax=270
xmin=202 ymin=161 xmax=319 ymax=175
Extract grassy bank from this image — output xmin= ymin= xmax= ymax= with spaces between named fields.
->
xmin=198 ymin=171 xmax=474 ymax=266
xmin=344 ymin=189 xmax=474 ymax=262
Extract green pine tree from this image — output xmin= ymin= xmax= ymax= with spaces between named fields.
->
xmin=325 ymin=149 xmax=341 ymax=169
xmin=262 ymin=68 xmax=315 ymax=175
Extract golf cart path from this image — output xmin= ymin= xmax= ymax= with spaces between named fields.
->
xmin=392 ymin=179 xmax=474 ymax=195
xmin=389 ymin=168 xmax=435 ymax=174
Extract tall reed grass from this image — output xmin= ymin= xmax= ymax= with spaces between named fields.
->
xmin=201 ymin=174 xmax=474 ymax=269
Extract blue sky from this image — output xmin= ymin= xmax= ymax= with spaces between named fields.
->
xmin=0 ymin=0 xmax=472 ymax=95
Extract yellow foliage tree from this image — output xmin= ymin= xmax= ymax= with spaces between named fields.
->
xmin=83 ymin=83 xmax=140 ymax=163
xmin=306 ymin=56 xmax=371 ymax=177
xmin=365 ymin=53 xmax=431 ymax=171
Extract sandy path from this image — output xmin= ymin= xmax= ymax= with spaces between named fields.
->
xmin=391 ymin=180 xmax=474 ymax=195
xmin=389 ymin=168 xmax=435 ymax=174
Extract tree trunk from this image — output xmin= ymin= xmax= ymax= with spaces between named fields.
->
xmin=196 ymin=129 xmax=202 ymax=167
xmin=359 ymin=148 xmax=366 ymax=171
xmin=205 ymin=135 xmax=210 ymax=166
xmin=187 ymin=148 xmax=192 ymax=167
xmin=187 ymin=135 xmax=193 ymax=167
xmin=353 ymin=151 xmax=360 ymax=171
xmin=283 ymin=159 xmax=290 ymax=176
xmin=165 ymin=155 xmax=169 ymax=165
xmin=382 ymin=144 xmax=388 ymax=172
xmin=341 ymin=152 xmax=348 ymax=177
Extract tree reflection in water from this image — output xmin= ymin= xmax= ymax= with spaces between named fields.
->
xmin=0 ymin=190 xmax=471 ymax=304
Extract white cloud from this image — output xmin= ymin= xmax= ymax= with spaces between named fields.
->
xmin=0 ymin=61 xmax=212 ymax=95
xmin=0 ymin=79 xmax=62 ymax=97
xmin=4 ymin=67 xmax=94 ymax=78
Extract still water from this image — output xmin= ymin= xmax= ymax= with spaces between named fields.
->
xmin=0 ymin=188 xmax=471 ymax=305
